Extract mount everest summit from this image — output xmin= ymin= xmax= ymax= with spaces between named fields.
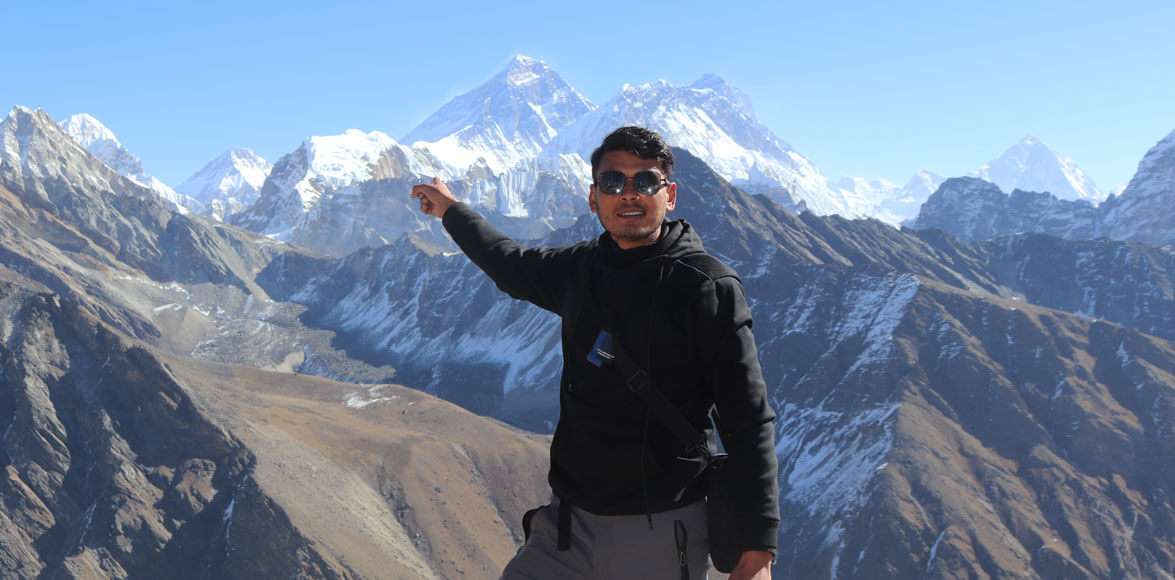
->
xmin=405 ymin=55 xmax=596 ymax=175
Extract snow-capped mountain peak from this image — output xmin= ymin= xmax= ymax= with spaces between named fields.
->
xmin=404 ymin=55 xmax=595 ymax=174
xmin=177 ymin=148 xmax=272 ymax=221
xmin=57 ymin=112 xmax=197 ymax=213
xmin=59 ymin=113 xmax=121 ymax=148
xmin=975 ymin=136 xmax=1104 ymax=203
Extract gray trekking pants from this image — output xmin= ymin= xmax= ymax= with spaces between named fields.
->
xmin=501 ymin=497 xmax=710 ymax=580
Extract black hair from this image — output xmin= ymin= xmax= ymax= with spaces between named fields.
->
xmin=589 ymin=126 xmax=675 ymax=180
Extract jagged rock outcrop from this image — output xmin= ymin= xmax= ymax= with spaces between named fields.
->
xmin=912 ymin=177 xmax=1101 ymax=241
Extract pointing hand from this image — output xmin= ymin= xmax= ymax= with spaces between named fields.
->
xmin=410 ymin=177 xmax=458 ymax=218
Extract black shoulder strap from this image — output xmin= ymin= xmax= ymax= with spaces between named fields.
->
xmin=601 ymin=332 xmax=705 ymax=450
xmin=675 ymin=253 xmax=741 ymax=283
xmin=590 ymin=329 xmax=719 ymax=457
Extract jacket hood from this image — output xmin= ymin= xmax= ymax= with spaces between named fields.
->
xmin=598 ymin=219 xmax=706 ymax=268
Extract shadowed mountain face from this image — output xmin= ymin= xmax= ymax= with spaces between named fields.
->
xmin=1 ymin=108 xmax=550 ymax=579
xmin=258 ymin=149 xmax=1174 ymax=578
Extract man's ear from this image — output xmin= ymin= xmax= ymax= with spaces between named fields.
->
xmin=588 ymin=186 xmax=598 ymax=214
xmin=665 ymin=182 xmax=677 ymax=211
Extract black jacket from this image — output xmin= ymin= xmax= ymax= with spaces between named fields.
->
xmin=443 ymin=203 xmax=780 ymax=552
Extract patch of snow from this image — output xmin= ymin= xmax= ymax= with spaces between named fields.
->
xmin=926 ymin=528 xmax=948 ymax=572
xmin=779 ymin=402 xmax=901 ymax=527
xmin=344 ymin=385 xmax=399 ymax=409
xmin=830 ymin=275 xmax=920 ymax=375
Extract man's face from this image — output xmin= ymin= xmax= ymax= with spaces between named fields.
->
xmin=589 ymin=151 xmax=677 ymax=250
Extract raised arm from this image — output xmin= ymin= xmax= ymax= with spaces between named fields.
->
xmin=411 ymin=178 xmax=583 ymax=313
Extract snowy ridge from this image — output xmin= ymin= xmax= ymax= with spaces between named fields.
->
xmin=834 ymin=176 xmax=899 ymax=225
xmin=236 ymin=121 xmax=588 ymax=250
xmin=1101 ymin=129 xmax=1175 ymax=244
xmin=300 ymin=130 xmax=399 ymax=206
xmin=58 ymin=113 xmax=199 ymax=213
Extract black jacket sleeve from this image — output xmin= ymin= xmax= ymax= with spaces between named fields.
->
xmin=442 ymin=202 xmax=584 ymax=314
xmin=697 ymin=275 xmax=781 ymax=553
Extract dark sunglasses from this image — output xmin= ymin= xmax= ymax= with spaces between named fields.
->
xmin=594 ymin=170 xmax=670 ymax=196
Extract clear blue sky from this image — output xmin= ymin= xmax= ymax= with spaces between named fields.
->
xmin=6 ymin=0 xmax=1173 ymax=190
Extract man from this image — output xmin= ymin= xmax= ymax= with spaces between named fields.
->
xmin=411 ymin=127 xmax=778 ymax=579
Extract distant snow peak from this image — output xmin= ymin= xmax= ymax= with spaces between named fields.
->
xmin=178 ymin=148 xmax=272 ymax=220
xmin=60 ymin=113 xmax=121 ymax=147
xmin=57 ymin=112 xmax=197 ymax=213
xmin=976 ymin=136 xmax=1104 ymax=203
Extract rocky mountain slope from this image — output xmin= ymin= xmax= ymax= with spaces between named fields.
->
xmin=1101 ymin=129 xmax=1175 ymax=244
xmin=912 ymin=177 xmax=1101 ymax=241
xmin=1 ymin=105 xmax=551 ymax=579
xmin=0 ymin=280 xmax=547 ymax=578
